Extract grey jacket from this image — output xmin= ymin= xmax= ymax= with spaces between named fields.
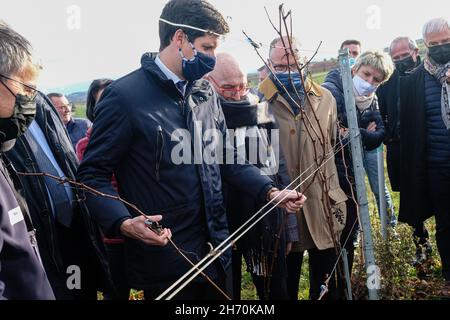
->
xmin=0 ymin=155 xmax=54 ymax=300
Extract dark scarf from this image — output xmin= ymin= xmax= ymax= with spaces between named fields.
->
xmin=220 ymin=93 xmax=274 ymax=129
xmin=243 ymin=207 xmax=282 ymax=278
xmin=220 ymin=94 xmax=282 ymax=278
xmin=219 ymin=95 xmax=258 ymax=129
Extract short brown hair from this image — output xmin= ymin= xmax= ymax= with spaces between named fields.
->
xmin=269 ymin=36 xmax=300 ymax=58
xmin=159 ymin=0 xmax=230 ymax=51
xmin=340 ymin=40 xmax=361 ymax=50
xmin=354 ymin=50 xmax=394 ymax=84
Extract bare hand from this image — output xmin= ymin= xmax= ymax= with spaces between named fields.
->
xmin=366 ymin=121 xmax=377 ymax=132
xmin=286 ymin=242 xmax=293 ymax=256
xmin=446 ymin=70 xmax=450 ymax=83
xmin=120 ymin=215 xmax=172 ymax=246
xmin=269 ymin=189 xmax=307 ymax=213
xmin=339 ymin=127 xmax=349 ymax=137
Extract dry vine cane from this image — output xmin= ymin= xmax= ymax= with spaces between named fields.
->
xmin=17 ymin=16 xmax=359 ymax=299
xmin=277 ymin=5 xmax=366 ymax=299
xmin=17 ymin=143 xmax=335 ymax=300
xmin=244 ymin=4 xmax=348 ymax=299
xmin=157 ymin=130 xmax=360 ymax=300
xmin=15 ymin=171 xmax=231 ymax=300
xmin=18 ymin=6 xmax=356 ymax=301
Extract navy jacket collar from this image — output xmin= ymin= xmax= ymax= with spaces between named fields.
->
xmin=140 ymin=52 xmax=213 ymax=97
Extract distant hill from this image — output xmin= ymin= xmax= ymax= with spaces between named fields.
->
xmin=308 ymin=59 xmax=337 ymax=74
xmin=45 ymin=80 xmax=91 ymax=102
xmin=67 ymin=91 xmax=88 ymax=105
xmin=43 ymin=81 xmax=89 ymax=105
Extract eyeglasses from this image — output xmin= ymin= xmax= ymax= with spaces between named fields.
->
xmin=269 ymin=59 xmax=299 ymax=73
xmin=209 ymin=77 xmax=249 ymax=98
xmin=0 ymin=73 xmax=38 ymax=100
xmin=55 ymin=103 xmax=74 ymax=112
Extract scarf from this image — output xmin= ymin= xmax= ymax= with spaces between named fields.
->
xmin=424 ymin=55 xmax=450 ymax=129
xmin=219 ymin=93 xmax=273 ymax=129
xmin=220 ymin=93 xmax=282 ymax=277
xmin=353 ymin=86 xmax=375 ymax=112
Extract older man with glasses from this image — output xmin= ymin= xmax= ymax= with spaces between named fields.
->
xmin=259 ymin=36 xmax=347 ymax=300
xmin=0 ymin=20 xmax=54 ymax=300
xmin=205 ymin=52 xmax=297 ymax=300
xmin=3 ymin=34 xmax=112 ymax=301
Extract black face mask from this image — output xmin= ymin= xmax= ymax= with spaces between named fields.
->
xmin=395 ymin=55 xmax=417 ymax=75
xmin=428 ymin=42 xmax=450 ymax=65
xmin=0 ymin=81 xmax=37 ymax=143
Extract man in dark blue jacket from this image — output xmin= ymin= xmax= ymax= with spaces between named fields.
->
xmin=400 ymin=18 xmax=450 ymax=297
xmin=377 ymin=36 xmax=433 ymax=271
xmin=77 ymin=0 xmax=305 ymax=300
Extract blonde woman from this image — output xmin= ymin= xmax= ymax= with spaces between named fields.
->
xmin=322 ymin=50 xmax=393 ymax=293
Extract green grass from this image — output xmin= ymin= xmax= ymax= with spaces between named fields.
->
xmin=86 ymin=88 xmax=440 ymax=300
xmin=241 ymin=149 xmax=442 ymax=300
xmin=73 ymin=104 xmax=86 ymax=119
xmin=240 ymin=254 xmax=310 ymax=300
xmin=240 ymin=260 xmax=258 ymax=300
xmin=351 ymin=152 xmax=442 ymax=300
xmin=310 ymin=71 xmax=328 ymax=85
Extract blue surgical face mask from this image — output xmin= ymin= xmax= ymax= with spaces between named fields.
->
xmin=349 ymin=57 xmax=356 ymax=68
xmin=270 ymin=72 xmax=306 ymax=111
xmin=274 ymin=72 xmax=303 ymax=91
xmin=179 ymin=41 xmax=216 ymax=82
xmin=353 ymin=74 xmax=378 ymax=96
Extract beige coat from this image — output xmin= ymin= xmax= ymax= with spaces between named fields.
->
xmin=259 ymin=78 xmax=347 ymax=251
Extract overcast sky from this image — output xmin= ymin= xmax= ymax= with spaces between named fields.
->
xmin=2 ymin=0 xmax=449 ymax=91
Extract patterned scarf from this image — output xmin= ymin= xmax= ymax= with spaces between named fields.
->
xmin=424 ymin=56 xmax=450 ymax=129
xmin=353 ymin=86 xmax=375 ymax=112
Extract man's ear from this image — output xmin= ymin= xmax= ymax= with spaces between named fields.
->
xmin=172 ymin=29 xmax=186 ymax=49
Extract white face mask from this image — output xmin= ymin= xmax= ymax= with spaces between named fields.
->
xmin=353 ymin=74 xmax=378 ymax=96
